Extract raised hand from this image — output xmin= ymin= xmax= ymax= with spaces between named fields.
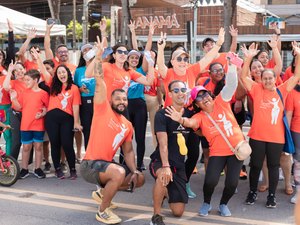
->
xmin=128 ymin=20 xmax=136 ymax=33
xmin=27 ymin=28 xmax=37 ymax=40
xmin=148 ymin=20 xmax=157 ymax=35
xmin=267 ymin=34 xmax=278 ymax=49
xmin=241 ymin=43 xmax=259 ymax=59
xmin=165 ymin=106 xmax=183 ymax=123
xmin=229 ymin=25 xmax=238 ymax=37
xmin=7 ymin=18 xmax=13 ymax=32
xmin=99 ymin=18 xmax=107 ymax=32
xmin=95 ymin=35 xmax=104 ymax=59
xmin=292 ymin=41 xmax=300 ymax=56
xmin=216 ymin=27 xmax=225 ymax=46
xmin=157 ymin=32 xmax=167 ymax=49
xmin=46 ymin=18 xmax=54 ymax=30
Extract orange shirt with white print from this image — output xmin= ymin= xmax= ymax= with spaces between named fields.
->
xmin=163 ymin=63 xmax=201 ymax=107
xmin=0 ymin=76 xmax=11 ymax=105
xmin=248 ymin=82 xmax=288 ymax=143
xmin=84 ymin=100 xmax=133 ymax=161
xmin=199 ymin=53 xmax=228 ymax=78
xmin=192 ymin=95 xmax=244 ymax=156
xmin=286 ymin=89 xmax=300 ymax=133
xmin=10 ymin=79 xmax=27 ymax=111
xmin=47 ymin=77 xmax=81 ymax=116
xmin=18 ymin=89 xmax=49 ymax=131
xmin=144 ymin=70 xmax=160 ymax=96
xmin=102 ymin=62 xmax=143 ymax=101
xmin=53 ymin=58 xmax=77 ymax=75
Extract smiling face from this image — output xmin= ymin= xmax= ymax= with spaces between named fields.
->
xmin=168 ymin=81 xmax=187 ymax=106
xmin=171 ymin=53 xmax=189 ymax=74
xmin=195 ymin=90 xmax=214 ymax=112
xmin=56 ymin=46 xmax=69 ymax=63
xmin=56 ymin=66 xmax=69 ymax=85
xmin=24 ymin=75 xmax=36 ymax=89
xmin=203 ymin=41 xmax=215 ymax=53
xmin=261 ymin=70 xmax=276 ymax=91
xmin=113 ymin=47 xmax=128 ymax=64
xmin=209 ymin=63 xmax=224 ymax=83
xmin=250 ymin=60 xmax=264 ymax=82
xmin=13 ymin=63 xmax=26 ymax=80
xmin=257 ymin=51 xmax=269 ymax=66
xmin=127 ymin=54 xmax=140 ymax=68
xmin=111 ymin=90 xmax=128 ymax=114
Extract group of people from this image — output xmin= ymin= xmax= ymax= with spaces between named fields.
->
xmin=0 ymin=17 xmax=300 ymax=225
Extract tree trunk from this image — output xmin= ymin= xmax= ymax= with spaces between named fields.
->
xmin=223 ymin=0 xmax=237 ymax=52
xmin=47 ymin=0 xmax=64 ymax=47
xmin=121 ymin=0 xmax=132 ymax=48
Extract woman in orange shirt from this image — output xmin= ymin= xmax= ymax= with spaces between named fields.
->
xmin=241 ymin=42 xmax=300 ymax=208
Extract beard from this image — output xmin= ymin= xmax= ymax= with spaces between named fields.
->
xmin=111 ymin=103 xmax=126 ymax=114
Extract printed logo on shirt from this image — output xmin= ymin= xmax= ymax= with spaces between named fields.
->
xmin=60 ymin=92 xmax=72 ymax=110
xmin=112 ymin=123 xmax=128 ymax=151
xmin=112 ymin=76 xmax=130 ymax=92
xmin=216 ymin=112 xmax=233 ymax=137
xmin=176 ymin=124 xmax=185 ymax=131
xmin=259 ymin=97 xmax=280 ymax=125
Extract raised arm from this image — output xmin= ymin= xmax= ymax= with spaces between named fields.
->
xmin=5 ymin=19 xmax=15 ymax=66
xmin=9 ymin=89 xmax=21 ymax=111
xmin=165 ymin=106 xmax=199 ymax=130
xmin=44 ymin=20 xmax=54 ymax=60
xmin=18 ymin=28 xmax=37 ymax=63
xmin=3 ymin=62 xmax=14 ymax=91
xmin=286 ymin=41 xmax=300 ymax=92
xmin=85 ymin=36 xmax=104 ymax=78
xmin=128 ymin=20 xmax=138 ymax=50
xmin=99 ymin=19 xmax=108 ymax=49
xmin=220 ymin=63 xmax=238 ymax=102
xmin=240 ymin=43 xmax=259 ymax=91
xmin=229 ymin=25 xmax=238 ymax=53
xmin=267 ymin=34 xmax=282 ymax=77
xmin=31 ymin=48 xmax=52 ymax=83
xmin=156 ymin=32 xmax=168 ymax=79
xmin=135 ymin=53 xmax=155 ymax=86
xmin=141 ymin=21 xmax=156 ymax=72
xmin=199 ymin=27 xmax=225 ymax=70
xmin=274 ymin=26 xmax=281 ymax=52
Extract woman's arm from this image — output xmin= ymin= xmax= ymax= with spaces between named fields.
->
xmin=141 ymin=21 xmax=156 ymax=73
xmin=268 ymin=34 xmax=282 ymax=78
xmin=229 ymin=25 xmax=238 ymax=53
xmin=31 ymin=48 xmax=52 ymax=84
xmin=128 ymin=20 xmax=138 ymax=50
xmin=18 ymin=28 xmax=37 ymax=63
xmin=156 ymin=32 xmax=168 ymax=79
xmin=44 ymin=20 xmax=54 ymax=60
xmin=3 ymin=62 xmax=13 ymax=91
xmin=220 ymin=64 xmax=238 ymax=102
xmin=5 ymin=19 xmax=15 ymax=66
xmin=99 ymin=19 xmax=108 ymax=49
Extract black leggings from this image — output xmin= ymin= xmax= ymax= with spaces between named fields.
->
xmin=249 ymin=138 xmax=283 ymax=194
xmin=127 ymin=98 xmax=147 ymax=168
xmin=203 ymin=155 xmax=243 ymax=205
xmin=45 ymin=109 xmax=75 ymax=171
xmin=185 ymin=132 xmax=200 ymax=181
xmin=80 ymin=96 xmax=94 ymax=149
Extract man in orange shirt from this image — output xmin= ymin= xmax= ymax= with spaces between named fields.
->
xmin=80 ymin=48 xmax=144 ymax=225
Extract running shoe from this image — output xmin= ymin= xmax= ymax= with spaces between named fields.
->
xmin=96 ymin=208 xmax=122 ymax=224
xmin=34 ymin=168 xmax=46 ymax=179
xmin=150 ymin=214 xmax=165 ymax=225
xmin=19 ymin=169 xmax=29 ymax=179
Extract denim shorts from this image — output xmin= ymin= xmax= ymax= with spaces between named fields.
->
xmin=21 ymin=131 xmax=45 ymax=144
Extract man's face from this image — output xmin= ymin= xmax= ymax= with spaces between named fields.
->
xmin=203 ymin=41 xmax=215 ymax=53
xmin=56 ymin=46 xmax=69 ymax=63
xmin=169 ymin=82 xmax=187 ymax=106
xmin=111 ymin=91 xmax=128 ymax=114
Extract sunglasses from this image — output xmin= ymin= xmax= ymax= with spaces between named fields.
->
xmin=176 ymin=56 xmax=189 ymax=63
xmin=57 ymin=50 xmax=68 ymax=55
xmin=196 ymin=92 xmax=210 ymax=102
xmin=211 ymin=68 xmax=224 ymax=74
xmin=30 ymin=50 xmax=40 ymax=54
xmin=116 ymin=49 xmax=129 ymax=55
xmin=171 ymin=87 xmax=187 ymax=94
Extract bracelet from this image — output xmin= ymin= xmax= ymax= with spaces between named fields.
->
xmin=162 ymin=165 xmax=170 ymax=168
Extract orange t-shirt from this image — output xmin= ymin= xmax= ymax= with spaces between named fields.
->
xmin=102 ymin=62 xmax=142 ymax=100
xmin=10 ymin=79 xmax=27 ymax=111
xmin=163 ymin=63 xmax=201 ymax=107
xmin=144 ymin=70 xmax=160 ymax=96
xmin=248 ymin=82 xmax=288 ymax=143
xmin=53 ymin=58 xmax=77 ymax=75
xmin=84 ymin=100 xmax=133 ymax=161
xmin=47 ymin=84 xmax=81 ymax=116
xmin=0 ymin=76 xmax=11 ymax=105
xmin=192 ymin=95 xmax=244 ymax=156
xmin=197 ymin=77 xmax=216 ymax=92
xmin=286 ymin=89 xmax=300 ymax=133
xmin=24 ymin=60 xmax=39 ymax=71
xmin=282 ymin=66 xmax=293 ymax=82
xmin=19 ymin=89 xmax=49 ymax=131
xmin=199 ymin=52 xmax=228 ymax=78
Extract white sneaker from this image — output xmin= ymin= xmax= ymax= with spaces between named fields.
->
xmin=96 ymin=208 xmax=121 ymax=224
xmin=291 ymin=194 xmax=297 ymax=204
xmin=279 ymin=168 xmax=284 ymax=181
xmin=92 ymin=189 xmax=118 ymax=209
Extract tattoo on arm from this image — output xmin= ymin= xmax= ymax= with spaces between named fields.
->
xmin=94 ymin=61 xmax=103 ymax=78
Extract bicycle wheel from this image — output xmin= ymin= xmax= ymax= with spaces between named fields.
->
xmin=0 ymin=155 xmax=20 ymax=187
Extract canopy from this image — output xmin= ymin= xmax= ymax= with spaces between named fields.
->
xmin=0 ymin=5 xmax=66 ymax=36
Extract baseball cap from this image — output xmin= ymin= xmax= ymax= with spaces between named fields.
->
xmin=202 ymin=37 xmax=215 ymax=48
xmin=190 ymin=86 xmax=208 ymax=101
xmin=80 ymin=43 xmax=93 ymax=52
xmin=128 ymin=49 xmax=141 ymax=57
xmin=172 ymin=49 xmax=189 ymax=60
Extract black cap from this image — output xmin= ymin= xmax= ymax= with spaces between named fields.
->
xmin=202 ymin=37 xmax=215 ymax=48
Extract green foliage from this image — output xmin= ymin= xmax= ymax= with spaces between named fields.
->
xmin=91 ymin=18 xmax=111 ymax=34
xmin=67 ymin=20 xmax=83 ymax=41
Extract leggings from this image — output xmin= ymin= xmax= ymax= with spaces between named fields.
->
xmin=185 ymin=132 xmax=200 ymax=181
xmin=203 ymin=155 xmax=243 ymax=205
xmin=79 ymin=96 xmax=94 ymax=149
xmin=249 ymin=138 xmax=283 ymax=194
xmin=128 ymin=98 xmax=147 ymax=168
xmin=45 ymin=109 xmax=75 ymax=171
xmin=0 ymin=104 xmax=12 ymax=155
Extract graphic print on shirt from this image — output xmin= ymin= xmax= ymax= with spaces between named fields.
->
xmin=270 ymin=97 xmax=280 ymax=124
xmin=121 ymin=76 xmax=130 ymax=92
xmin=217 ymin=112 xmax=233 ymax=137
xmin=61 ymin=92 xmax=72 ymax=110
xmin=112 ymin=123 xmax=128 ymax=151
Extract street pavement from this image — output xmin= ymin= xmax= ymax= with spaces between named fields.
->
xmin=0 ymin=121 xmax=296 ymax=225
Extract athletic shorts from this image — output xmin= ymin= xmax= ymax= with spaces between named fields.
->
xmin=20 ymin=131 xmax=45 ymax=144
xmin=80 ymin=159 xmax=131 ymax=187
xmin=149 ymin=159 xmax=188 ymax=204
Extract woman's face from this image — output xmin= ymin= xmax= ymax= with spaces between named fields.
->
xmin=114 ymin=47 xmax=128 ymax=64
xmin=171 ymin=53 xmax=189 ymax=74
xmin=261 ymin=70 xmax=276 ymax=90
xmin=209 ymin=64 xmax=224 ymax=83
xmin=56 ymin=66 xmax=69 ymax=84
xmin=44 ymin=64 xmax=54 ymax=76
xmin=195 ymin=90 xmax=213 ymax=112
xmin=250 ymin=61 xmax=264 ymax=82
xmin=257 ymin=52 xmax=269 ymax=66
xmin=13 ymin=64 xmax=25 ymax=79
xmin=127 ymin=54 xmax=140 ymax=68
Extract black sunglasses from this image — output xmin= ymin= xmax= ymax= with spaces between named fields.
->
xmin=211 ymin=68 xmax=224 ymax=74
xmin=176 ymin=56 xmax=189 ymax=63
xmin=116 ymin=49 xmax=129 ymax=55
xmin=196 ymin=92 xmax=210 ymax=101
xmin=171 ymin=87 xmax=187 ymax=94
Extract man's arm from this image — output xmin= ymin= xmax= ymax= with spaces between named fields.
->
xmin=93 ymin=36 xmax=105 ymax=105
xmin=44 ymin=20 xmax=54 ymax=60
xmin=122 ymin=141 xmax=138 ymax=173
xmin=18 ymin=28 xmax=36 ymax=63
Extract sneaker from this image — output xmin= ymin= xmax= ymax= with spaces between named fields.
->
xmin=44 ymin=162 xmax=51 ymax=174
xmin=69 ymin=169 xmax=77 ymax=180
xmin=220 ymin=170 xmax=225 ymax=176
xmin=186 ymin=182 xmax=196 ymax=198
xmin=150 ymin=214 xmax=165 ymax=225
xmin=291 ymin=194 xmax=297 ymax=204
xmin=239 ymin=165 xmax=248 ymax=180
xmin=19 ymin=169 xmax=29 ymax=179
xmin=34 ymin=168 xmax=46 ymax=179
xmin=92 ymin=189 xmax=118 ymax=209
xmin=266 ymin=194 xmax=276 ymax=208
xmin=245 ymin=191 xmax=257 ymax=205
xmin=60 ymin=162 xmax=68 ymax=173
xmin=140 ymin=162 xmax=147 ymax=171
xmin=279 ymin=168 xmax=284 ymax=180
xmin=198 ymin=202 xmax=212 ymax=216
xmin=219 ymin=204 xmax=232 ymax=217
xmin=96 ymin=208 xmax=122 ymax=224
xmin=55 ymin=168 xmax=65 ymax=179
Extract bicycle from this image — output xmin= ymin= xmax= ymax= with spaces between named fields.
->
xmin=0 ymin=128 xmax=20 ymax=186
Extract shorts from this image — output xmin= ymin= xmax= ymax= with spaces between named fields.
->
xmin=200 ymin=136 xmax=209 ymax=149
xmin=149 ymin=159 xmax=188 ymax=204
xmin=21 ymin=131 xmax=45 ymax=144
xmin=80 ymin=160 xmax=131 ymax=187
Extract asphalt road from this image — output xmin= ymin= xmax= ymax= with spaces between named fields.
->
xmin=0 ymin=121 xmax=296 ymax=225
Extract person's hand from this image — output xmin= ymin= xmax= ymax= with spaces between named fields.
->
xmin=215 ymin=27 xmax=225 ymax=47
xmin=7 ymin=60 xmax=15 ymax=75
xmin=80 ymin=84 xmax=89 ymax=94
xmin=9 ymin=89 xmax=17 ymax=100
xmin=292 ymin=41 xmax=300 ymax=56
xmin=165 ymin=106 xmax=184 ymax=123
xmin=7 ymin=18 xmax=13 ymax=32
xmin=35 ymin=107 xmax=47 ymax=119
xmin=159 ymin=167 xmax=173 ymax=187
xmin=30 ymin=48 xmax=40 ymax=60
xmin=148 ymin=20 xmax=156 ymax=35
xmin=128 ymin=20 xmax=136 ymax=33
xmin=46 ymin=19 xmax=54 ymax=30
xmin=229 ymin=25 xmax=238 ymax=37
xmin=95 ymin=35 xmax=104 ymax=59
xmin=73 ymin=123 xmax=83 ymax=132
xmin=157 ymin=32 xmax=167 ymax=50
xmin=241 ymin=43 xmax=259 ymax=59
xmin=128 ymin=171 xmax=140 ymax=192
xmin=267 ymin=34 xmax=278 ymax=49
xmin=144 ymin=50 xmax=154 ymax=67
xmin=27 ymin=28 xmax=37 ymax=40
xmin=99 ymin=18 xmax=107 ymax=32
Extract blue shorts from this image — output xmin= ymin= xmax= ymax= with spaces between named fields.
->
xmin=21 ymin=131 xmax=45 ymax=144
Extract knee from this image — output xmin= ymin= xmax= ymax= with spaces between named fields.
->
xmin=136 ymin=173 xmax=145 ymax=188
xmin=171 ymin=207 xmax=184 ymax=217
xmin=111 ymin=167 xmax=126 ymax=183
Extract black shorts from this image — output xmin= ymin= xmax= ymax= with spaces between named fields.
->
xmin=80 ymin=160 xmax=131 ymax=187
xmin=200 ymin=136 xmax=209 ymax=149
xmin=149 ymin=159 xmax=188 ymax=204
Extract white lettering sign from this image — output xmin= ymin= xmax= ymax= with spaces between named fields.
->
xmin=134 ymin=14 xmax=180 ymax=29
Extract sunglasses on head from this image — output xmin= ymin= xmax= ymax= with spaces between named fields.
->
xmin=196 ymin=92 xmax=210 ymax=102
xmin=171 ymin=87 xmax=187 ymax=94
xmin=176 ymin=56 xmax=189 ymax=63
xmin=116 ymin=49 xmax=129 ymax=55
xmin=211 ymin=68 xmax=224 ymax=74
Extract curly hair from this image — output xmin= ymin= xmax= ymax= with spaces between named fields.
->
xmin=50 ymin=65 xmax=73 ymax=96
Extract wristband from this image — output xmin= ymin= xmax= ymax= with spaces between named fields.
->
xmin=162 ymin=165 xmax=170 ymax=168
